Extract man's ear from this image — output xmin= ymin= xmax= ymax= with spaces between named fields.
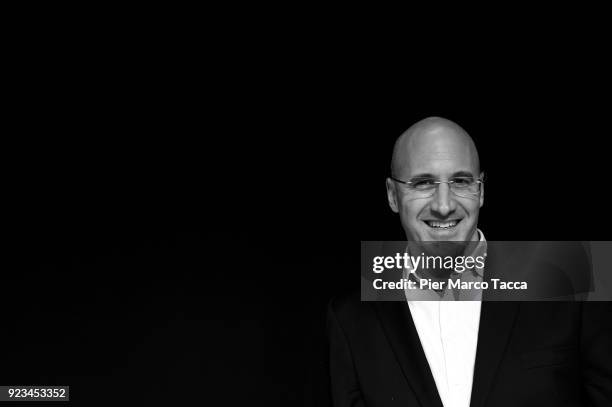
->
xmin=386 ymin=178 xmax=399 ymax=213
xmin=479 ymin=172 xmax=485 ymax=208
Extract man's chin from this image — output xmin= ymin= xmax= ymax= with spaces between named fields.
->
xmin=406 ymin=227 xmax=470 ymax=251
xmin=405 ymin=223 xmax=476 ymax=243
xmin=422 ymin=228 xmax=466 ymax=242
xmin=412 ymin=240 xmax=466 ymax=257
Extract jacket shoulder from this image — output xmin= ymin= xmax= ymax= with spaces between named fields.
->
xmin=328 ymin=290 xmax=376 ymax=326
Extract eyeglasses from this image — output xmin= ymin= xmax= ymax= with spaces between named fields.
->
xmin=390 ymin=175 xmax=484 ymax=198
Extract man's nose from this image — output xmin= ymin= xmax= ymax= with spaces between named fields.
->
xmin=430 ymin=182 xmax=457 ymax=216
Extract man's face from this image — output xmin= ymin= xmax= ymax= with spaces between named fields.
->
xmin=387 ymin=128 xmax=483 ymax=243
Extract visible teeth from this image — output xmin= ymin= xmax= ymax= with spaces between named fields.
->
xmin=427 ymin=220 xmax=458 ymax=228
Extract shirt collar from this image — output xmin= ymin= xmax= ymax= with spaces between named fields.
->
xmin=402 ymin=228 xmax=488 ymax=282
xmin=403 ymin=229 xmax=488 ymax=301
xmin=472 ymin=229 xmax=487 ymax=277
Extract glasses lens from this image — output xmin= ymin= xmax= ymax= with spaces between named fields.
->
xmin=410 ymin=177 xmax=437 ymax=191
xmin=451 ymin=177 xmax=480 ymax=197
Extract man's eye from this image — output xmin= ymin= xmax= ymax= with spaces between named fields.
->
xmin=411 ymin=179 xmax=436 ymax=189
xmin=452 ymin=177 xmax=473 ymax=187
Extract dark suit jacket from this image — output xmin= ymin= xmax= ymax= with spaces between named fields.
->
xmin=328 ymin=294 xmax=612 ymax=406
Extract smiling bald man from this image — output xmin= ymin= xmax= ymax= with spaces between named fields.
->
xmin=325 ymin=117 xmax=612 ymax=407
xmin=387 ymin=117 xmax=484 ymax=244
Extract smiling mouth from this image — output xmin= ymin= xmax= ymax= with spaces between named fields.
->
xmin=423 ymin=219 xmax=463 ymax=229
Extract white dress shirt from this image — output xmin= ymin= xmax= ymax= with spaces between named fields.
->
xmin=406 ymin=230 xmax=486 ymax=407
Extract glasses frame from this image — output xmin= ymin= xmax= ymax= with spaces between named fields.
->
xmin=390 ymin=173 xmax=485 ymax=197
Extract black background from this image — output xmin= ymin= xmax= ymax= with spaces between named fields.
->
xmin=3 ymin=30 xmax=611 ymax=405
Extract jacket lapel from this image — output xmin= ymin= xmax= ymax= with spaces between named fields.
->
xmin=469 ymin=301 xmax=519 ymax=407
xmin=373 ymin=301 xmax=444 ymax=407
xmin=469 ymin=242 xmax=520 ymax=407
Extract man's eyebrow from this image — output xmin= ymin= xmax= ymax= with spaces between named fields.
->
xmin=409 ymin=173 xmax=437 ymax=179
xmin=451 ymin=171 xmax=475 ymax=178
xmin=407 ymin=171 xmax=476 ymax=179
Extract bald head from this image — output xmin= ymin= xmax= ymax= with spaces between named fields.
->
xmin=391 ymin=117 xmax=480 ymax=178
